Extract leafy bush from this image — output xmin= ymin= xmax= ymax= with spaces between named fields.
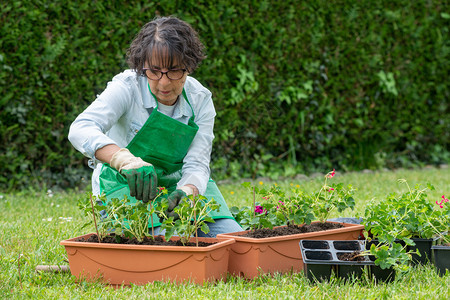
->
xmin=1 ymin=0 xmax=448 ymax=190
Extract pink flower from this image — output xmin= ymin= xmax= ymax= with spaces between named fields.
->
xmin=262 ymin=196 xmax=268 ymax=201
xmin=255 ymin=205 xmax=264 ymax=214
xmin=328 ymin=188 xmax=335 ymax=192
xmin=327 ymin=169 xmax=336 ymax=179
xmin=255 ymin=205 xmax=268 ymax=214
xmin=276 ymin=201 xmax=285 ymax=209
xmin=436 ymin=195 xmax=448 ymax=208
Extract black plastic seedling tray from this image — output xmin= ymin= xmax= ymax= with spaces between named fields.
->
xmin=299 ymin=240 xmax=395 ymax=282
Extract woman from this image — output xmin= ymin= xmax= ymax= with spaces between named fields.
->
xmin=68 ymin=16 xmax=242 ymax=236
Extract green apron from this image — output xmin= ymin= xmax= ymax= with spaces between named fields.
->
xmin=99 ymin=88 xmax=233 ymax=227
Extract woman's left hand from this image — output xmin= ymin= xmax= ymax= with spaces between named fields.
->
xmin=165 ymin=185 xmax=198 ymax=220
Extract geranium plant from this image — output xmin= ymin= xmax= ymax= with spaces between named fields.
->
xmin=230 ymin=184 xmax=286 ymax=230
xmin=426 ymin=194 xmax=450 ymax=245
xmin=361 ymin=180 xmax=450 ymax=272
xmin=78 ymin=193 xmax=111 ymax=241
xmin=155 ymin=194 xmax=221 ymax=246
xmin=231 ymin=169 xmax=356 ymax=230
xmin=309 ymin=169 xmax=356 ymax=222
xmin=363 ymin=179 xmax=446 ymax=245
xmin=79 ymin=187 xmax=168 ymax=243
xmin=79 ymin=188 xmax=221 ymax=247
xmin=366 ymin=241 xmax=412 ymax=271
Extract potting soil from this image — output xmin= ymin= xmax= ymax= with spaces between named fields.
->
xmin=76 ymin=234 xmax=214 ymax=247
xmin=242 ymin=222 xmax=344 ymax=238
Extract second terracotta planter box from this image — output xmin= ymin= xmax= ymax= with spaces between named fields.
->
xmin=216 ymin=221 xmax=364 ymax=279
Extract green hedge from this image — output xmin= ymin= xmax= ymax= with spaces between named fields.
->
xmin=1 ymin=0 xmax=448 ymax=190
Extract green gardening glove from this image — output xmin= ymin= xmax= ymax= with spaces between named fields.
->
xmin=162 ymin=186 xmax=196 ymax=221
xmin=121 ymin=166 xmax=157 ymax=203
xmin=110 ymin=148 xmax=158 ymax=203
xmin=164 ymin=189 xmax=187 ymax=221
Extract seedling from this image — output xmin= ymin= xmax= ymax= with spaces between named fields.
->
xmin=78 ymin=188 xmax=168 ymax=242
xmin=156 ymin=194 xmax=220 ymax=246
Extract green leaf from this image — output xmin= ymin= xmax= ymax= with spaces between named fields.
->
xmin=200 ymin=223 xmax=210 ymax=234
xmin=230 ymin=206 xmax=240 ymax=214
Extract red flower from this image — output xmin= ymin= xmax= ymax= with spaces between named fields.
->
xmin=327 ymin=169 xmax=336 ymax=179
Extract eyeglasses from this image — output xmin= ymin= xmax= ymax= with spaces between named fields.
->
xmin=142 ymin=68 xmax=187 ymax=80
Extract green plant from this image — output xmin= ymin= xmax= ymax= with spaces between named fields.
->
xmin=363 ymin=180 xmax=447 ymax=245
xmin=78 ymin=187 xmax=168 ymax=242
xmin=155 ymin=194 xmax=221 ymax=246
xmin=231 ymin=169 xmax=356 ymax=230
xmin=78 ymin=193 xmax=112 ymax=241
xmin=309 ymin=170 xmax=356 ymax=222
xmin=364 ymin=241 xmax=414 ymax=272
xmin=230 ymin=183 xmax=286 ymax=230
xmin=427 ymin=194 xmax=450 ymax=245
xmin=361 ymin=180 xmax=450 ymax=272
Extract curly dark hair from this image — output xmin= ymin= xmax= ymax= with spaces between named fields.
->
xmin=126 ymin=16 xmax=206 ymax=76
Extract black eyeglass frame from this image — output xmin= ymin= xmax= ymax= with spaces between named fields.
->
xmin=142 ymin=68 xmax=187 ymax=80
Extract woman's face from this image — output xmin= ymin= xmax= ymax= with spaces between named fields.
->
xmin=146 ymin=53 xmax=188 ymax=106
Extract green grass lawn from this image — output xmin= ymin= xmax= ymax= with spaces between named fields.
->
xmin=1 ymin=167 xmax=449 ymax=299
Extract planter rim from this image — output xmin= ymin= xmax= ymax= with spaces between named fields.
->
xmin=431 ymin=245 xmax=450 ymax=250
xmin=60 ymin=233 xmax=235 ymax=252
xmin=410 ymin=236 xmax=440 ymax=242
xmin=216 ymin=221 xmax=364 ymax=243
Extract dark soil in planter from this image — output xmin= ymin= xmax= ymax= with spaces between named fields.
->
xmin=75 ymin=234 xmax=214 ymax=247
xmin=242 ymin=222 xmax=344 ymax=238
xmin=337 ymin=251 xmax=365 ymax=261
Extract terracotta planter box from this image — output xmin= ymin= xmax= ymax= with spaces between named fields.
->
xmin=60 ymin=233 xmax=235 ymax=285
xmin=216 ymin=221 xmax=364 ymax=279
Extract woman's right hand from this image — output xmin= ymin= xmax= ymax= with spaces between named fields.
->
xmin=110 ymin=148 xmax=157 ymax=203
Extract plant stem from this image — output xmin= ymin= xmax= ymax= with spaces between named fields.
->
xmin=89 ymin=194 xmax=101 ymax=243
xmin=253 ymin=186 xmax=256 ymax=231
xmin=194 ymin=207 xmax=198 ymax=247
xmin=150 ymin=202 xmax=154 ymax=238
xmin=253 ymin=187 xmax=256 ymax=218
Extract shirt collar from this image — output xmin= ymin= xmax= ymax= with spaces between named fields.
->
xmin=142 ymin=81 xmax=191 ymax=118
